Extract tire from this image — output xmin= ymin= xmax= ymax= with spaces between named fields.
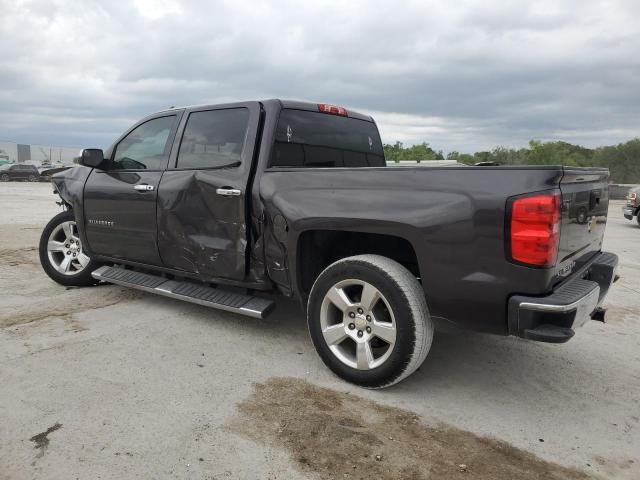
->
xmin=636 ymin=214 xmax=640 ymax=227
xmin=39 ymin=210 xmax=102 ymax=286
xmin=28 ymin=175 xmax=37 ymax=182
xmin=307 ymin=254 xmax=433 ymax=388
xmin=0 ymin=174 xmax=9 ymax=182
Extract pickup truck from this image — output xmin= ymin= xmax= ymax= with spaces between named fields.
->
xmin=39 ymin=99 xmax=618 ymax=388
xmin=623 ymin=186 xmax=640 ymax=226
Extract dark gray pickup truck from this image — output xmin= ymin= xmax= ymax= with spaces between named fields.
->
xmin=39 ymin=99 xmax=618 ymax=388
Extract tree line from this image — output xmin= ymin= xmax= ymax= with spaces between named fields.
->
xmin=383 ymin=139 xmax=640 ymax=184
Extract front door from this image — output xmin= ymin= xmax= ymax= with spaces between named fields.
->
xmin=83 ymin=114 xmax=180 ymax=265
xmin=157 ymin=103 xmax=261 ymax=281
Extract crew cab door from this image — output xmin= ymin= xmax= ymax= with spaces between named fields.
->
xmin=156 ymin=102 xmax=261 ymax=281
xmin=83 ymin=113 xmax=181 ymax=265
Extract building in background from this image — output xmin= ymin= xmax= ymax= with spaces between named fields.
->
xmin=0 ymin=141 xmax=80 ymax=167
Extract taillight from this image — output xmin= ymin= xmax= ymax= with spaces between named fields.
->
xmin=318 ymin=103 xmax=348 ymax=116
xmin=508 ymin=191 xmax=561 ymax=267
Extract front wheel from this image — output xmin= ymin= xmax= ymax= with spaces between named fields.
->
xmin=307 ymin=254 xmax=433 ymax=388
xmin=28 ymin=174 xmax=38 ymax=182
xmin=39 ymin=210 xmax=101 ymax=286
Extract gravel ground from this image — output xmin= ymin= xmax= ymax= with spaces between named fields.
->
xmin=0 ymin=182 xmax=638 ymax=479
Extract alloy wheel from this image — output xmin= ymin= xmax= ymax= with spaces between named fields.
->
xmin=46 ymin=220 xmax=91 ymax=275
xmin=320 ymin=279 xmax=397 ymax=370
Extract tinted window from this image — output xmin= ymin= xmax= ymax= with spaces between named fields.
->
xmin=111 ymin=116 xmax=176 ymax=170
xmin=271 ymin=109 xmax=385 ymax=168
xmin=176 ymin=108 xmax=249 ymax=169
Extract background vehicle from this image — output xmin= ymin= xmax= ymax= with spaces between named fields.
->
xmin=0 ymin=163 xmax=40 ymax=182
xmin=39 ymin=100 xmax=618 ymax=388
xmin=622 ymin=186 xmax=640 ymax=226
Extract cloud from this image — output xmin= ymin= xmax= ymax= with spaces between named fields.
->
xmin=0 ymin=0 xmax=638 ymax=152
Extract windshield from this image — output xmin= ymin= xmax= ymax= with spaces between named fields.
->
xmin=271 ymin=109 xmax=385 ymax=168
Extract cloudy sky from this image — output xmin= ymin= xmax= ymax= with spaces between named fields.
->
xmin=1 ymin=0 xmax=639 ymax=153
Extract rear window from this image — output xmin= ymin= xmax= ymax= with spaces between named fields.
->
xmin=270 ymin=109 xmax=385 ymax=168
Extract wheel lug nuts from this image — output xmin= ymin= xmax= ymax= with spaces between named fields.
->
xmin=65 ymin=244 xmax=69 ymax=248
xmin=366 ymin=315 xmax=371 ymax=322
xmin=66 ymin=250 xmax=71 ymax=255
xmin=357 ymin=308 xmax=363 ymax=314
xmin=366 ymin=326 xmax=371 ymax=333
xmin=348 ymin=312 xmax=355 ymax=318
xmin=348 ymin=323 xmax=355 ymax=330
xmin=72 ymin=253 xmax=76 ymax=257
xmin=357 ymin=330 xmax=363 ymax=338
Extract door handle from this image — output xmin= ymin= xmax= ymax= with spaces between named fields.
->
xmin=216 ymin=187 xmax=242 ymax=198
xmin=134 ymin=184 xmax=154 ymax=192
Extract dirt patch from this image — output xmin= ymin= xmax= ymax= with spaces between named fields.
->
xmin=0 ymin=284 xmax=142 ymax=328
xmin=0 ymin=247 xmax=39 ymax=266
xmin=0 ymin=247 xmax=143 ymax=328
xmin=229 ymin=378 xmax=591 ymax=480
xmin=29 ymin=423 xmax=62 ymax=458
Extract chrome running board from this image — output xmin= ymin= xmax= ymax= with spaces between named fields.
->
xmin=92 ymin=265 xmax=275 ymax=319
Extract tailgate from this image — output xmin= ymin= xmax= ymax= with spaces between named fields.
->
xmin=556 ymin=167 xmax=609 ymax=280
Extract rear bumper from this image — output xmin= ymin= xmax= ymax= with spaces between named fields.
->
xmin=507 ymin=251 xmax=618 ymax=343
xmin=622 ymin=206 xmax=634 ymax=220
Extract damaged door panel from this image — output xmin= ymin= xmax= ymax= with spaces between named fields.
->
xmin=156 ymin=104 xmax=261 ymax=281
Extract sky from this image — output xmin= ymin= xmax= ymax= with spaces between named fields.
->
xmin=0 ymin=0 xmax=639 ymax=154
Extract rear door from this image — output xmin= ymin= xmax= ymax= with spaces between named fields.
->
xmin=83 ymin=113 xmax=181 ymax=265
xmin=156 ymin=102 xmax=261 ymax=280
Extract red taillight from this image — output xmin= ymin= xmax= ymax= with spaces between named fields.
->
xmin=509 ymin=191 xmax=561 ymax=267
xmin=318 ymin=103 xmax=348 ymax=116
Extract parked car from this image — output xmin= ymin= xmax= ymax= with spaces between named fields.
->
xmin=38 ymin=100 xmax=618 ymax=388
xmin=0 ymin=163 xmax=40 ymax=182
xmin=622 ymin=186 xmax=640 ymax=226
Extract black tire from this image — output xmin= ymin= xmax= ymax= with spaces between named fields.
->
xmin=307 ymin=254 xmax=433 ymax=388
xmin=636 ymin=214 xmax=640 ymax=227
xmin=39 ymin=210 xmax=102 ymax=286
xmin=0 ymin=174 xmax=9 ymax=182
xmin=28 ymin=174 xmax=38 ymax=182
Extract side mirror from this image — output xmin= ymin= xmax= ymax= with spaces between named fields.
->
xmin=78 ymin=148 xmax=104 ymax=168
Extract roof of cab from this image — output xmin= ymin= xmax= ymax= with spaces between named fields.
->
xmin=156 ymin=99 xmax=375 ymax=122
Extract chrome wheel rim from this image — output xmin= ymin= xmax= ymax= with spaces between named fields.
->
xmin=47 ymin=220 xmax=90 ymax=275
xmin=320 ymin=279 xmax=397 ymax=370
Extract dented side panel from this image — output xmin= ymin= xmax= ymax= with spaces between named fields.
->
xmin=156 ymin=101 xmax=264 ymax=282
xmin=51 ymin=166 xmax=92 ymax=248
xmin=157 ymin=169 xmax=248 ymax=280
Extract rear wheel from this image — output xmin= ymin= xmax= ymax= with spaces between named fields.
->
xmin=0 ymin=174 xmax=9 ymax=182
xmin=39 ymin=210 xmax=101 ymax=286
xmin=28 ymin=174 xmax=38 ymax=182
xmin=307 ymin=254 xmax=433 ymax=388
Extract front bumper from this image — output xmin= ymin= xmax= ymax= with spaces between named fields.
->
xmin=622 ymin=206 xmax=635 ymax=220
xmin=508 ymin=251 xmax=618 ymax=343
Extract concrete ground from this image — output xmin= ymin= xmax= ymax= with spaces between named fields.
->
xmin=0 ymin=182 xmax=638 ymax=479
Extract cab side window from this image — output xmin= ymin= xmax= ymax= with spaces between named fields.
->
xmin=111 ymin=116 xmax=177 ymax=170
xmin=176 ymin=108 xmax=249 ymax=169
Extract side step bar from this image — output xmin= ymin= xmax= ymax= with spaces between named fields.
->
xmin=92 ymin=266 xmax=275 ymax=319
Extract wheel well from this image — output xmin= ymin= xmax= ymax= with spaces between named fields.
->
xmin=297 ymin=230 xmax=420 ymax=295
